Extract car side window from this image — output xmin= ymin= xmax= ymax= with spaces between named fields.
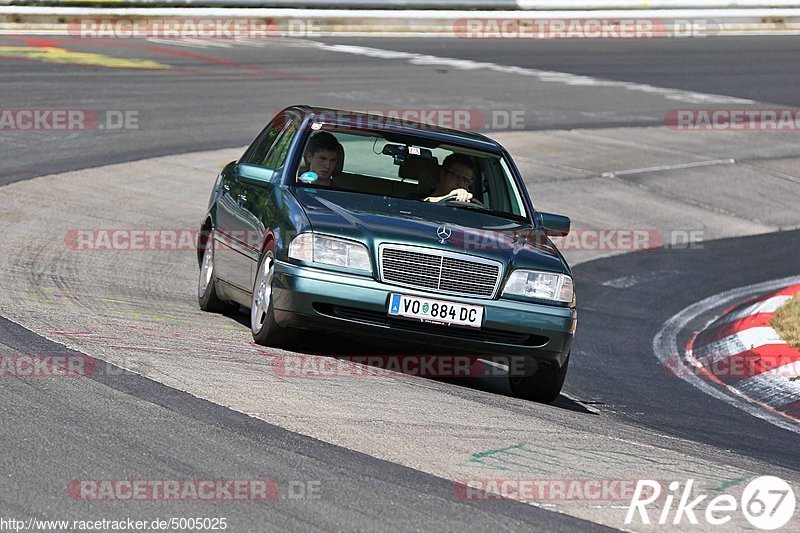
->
xmin=497 ymin=158 xmax=527 ymax=217
xmin=242 ymin=122 xmax=283 ymax=166
xmin=262 ymin=119 xmax=298 ymax=170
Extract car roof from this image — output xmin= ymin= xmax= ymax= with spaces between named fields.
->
xmin=288 ymin=105 xmax=504 ymax=153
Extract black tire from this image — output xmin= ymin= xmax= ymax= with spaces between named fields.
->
xmin=198 ymin=228 xmax=236 ymax=313
xmin=508 ymin=355 xmax=569 ymax=403
xmin=251 ymin=250 xmax=295 ymax=347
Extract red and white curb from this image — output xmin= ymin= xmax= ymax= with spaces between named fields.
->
xmin=685 ymin=284 xmax=800 ymax=421
xmin=654 ymin=275 xmax=800 ymax=434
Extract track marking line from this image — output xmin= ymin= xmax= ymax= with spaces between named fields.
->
xmin=305 ymin=41 xmax=757 ymax=105
xmin=0 ymin=44 xmax=170 ymax=69
xmin=181 ymin=37 xmax=233 ymax=48
xmin=739 ymin=159 xmax=800 ymax=187
xmin=600 ymin=158 xmax=736 ymax=178
xmin=602 ymin=270 xmax=681 ymax=289
xmin=146 ymin=37 xmax=209 ymax=48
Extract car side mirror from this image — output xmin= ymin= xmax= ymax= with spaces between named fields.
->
xmin=236 ymin=163 xmax=276 ymax=187
xmin=537 ymin=212 xmax=571 ymax=237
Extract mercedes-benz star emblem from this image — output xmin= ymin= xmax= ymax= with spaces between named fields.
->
xmin=436 ymin=225 xmax=452 ymax=244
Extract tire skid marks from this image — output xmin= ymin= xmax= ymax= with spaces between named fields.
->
xmin=736 ymin=370 xmax=800 ymax=408
xmin=50 ymin=327 xmax=268 ymax=362
xmin=26 ymin=286 xmax=266 ymax=362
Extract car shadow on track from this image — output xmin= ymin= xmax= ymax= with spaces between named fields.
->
xmin=227 ymin=308 xmax=595 ymax=415
xmin=433 ymin=371 xmax=597 ymax=415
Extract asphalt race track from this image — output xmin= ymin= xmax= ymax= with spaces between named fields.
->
xmin=1 ymin=32 xmax=799 ymax=531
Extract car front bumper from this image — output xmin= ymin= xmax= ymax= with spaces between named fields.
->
xmin=272 ymin=260 xmax=576 ymax=365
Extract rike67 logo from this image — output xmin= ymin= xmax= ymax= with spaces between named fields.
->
xmin=626 ymin=476 xmax=796 ymax=530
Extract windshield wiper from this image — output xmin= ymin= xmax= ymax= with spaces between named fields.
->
xmin=443 ymin=201 xmax=491 ymax=211
xmin=444 ymin=202 xmax=529 ymax=222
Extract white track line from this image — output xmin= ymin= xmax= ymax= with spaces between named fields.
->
xmin=146 ymin=37 xmax=207 ymax=48
xmin=600 ymin=159 xmax=736 ymax=178
xmin=181 ymin=37 xmax=232 ymax=48
xmin=305 ymin=41 xmax=757 ymax=105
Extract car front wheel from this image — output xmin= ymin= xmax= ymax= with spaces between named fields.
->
xmin=251 ymin=251 xmax=295 ymax=347
xmin=198 ymin=228 xmax=235 ymax=313
xmin=508 ymin=355 xmax=569 ymax=403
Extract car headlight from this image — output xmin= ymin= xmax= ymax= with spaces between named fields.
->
xmin=503 ymin=270 xmax=573 ymax=303
xmin=288 ymin=233 xmax=372 ymax=272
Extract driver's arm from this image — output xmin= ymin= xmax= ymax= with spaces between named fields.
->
xmin=423 ymin=188 xmax=473 ymax=203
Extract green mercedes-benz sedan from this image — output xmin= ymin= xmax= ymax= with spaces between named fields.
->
xmin=197 ymin=106 xmax=577 ymax=402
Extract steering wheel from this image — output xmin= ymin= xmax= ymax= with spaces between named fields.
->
xmin=439 ymin=194 xmax=487 ymax=208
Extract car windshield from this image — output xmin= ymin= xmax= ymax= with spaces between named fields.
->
xmin=293 ymin=127 xmax=530 ymax=221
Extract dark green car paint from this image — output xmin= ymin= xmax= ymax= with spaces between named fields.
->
xmin=199 ymin=105 xmax=576 ymax=365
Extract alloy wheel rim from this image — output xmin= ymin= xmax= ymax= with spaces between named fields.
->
xmin=251 ymin=255 xmax=273 ymax=334
xmin=198 ymin=232 xmax=214 ymax=298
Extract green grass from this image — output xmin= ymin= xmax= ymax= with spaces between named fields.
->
xmin=772 ymin=294 xmax=800 ymax=349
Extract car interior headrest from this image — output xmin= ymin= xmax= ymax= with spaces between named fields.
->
xmin=399 ymin=157 xmax=440 ymax=195
xmin=334 ymin=143 xmax=345 ymax=175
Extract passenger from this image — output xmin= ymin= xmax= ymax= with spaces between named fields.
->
xmin=424 ymin=153 xmax=477 ymax=203
xmin=298 ymin=132 xmax=342 ymax=187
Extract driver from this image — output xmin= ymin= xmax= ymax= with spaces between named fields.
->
xmin=424 ymin=153 xmax=477 ymax=203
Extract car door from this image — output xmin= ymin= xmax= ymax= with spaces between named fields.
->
xmin=237 ymin=115 xmax=301 ymax=292
xmin=215 ymin=120 xmax=284 ymax=291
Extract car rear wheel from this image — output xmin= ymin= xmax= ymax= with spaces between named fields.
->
xmin=508 ymin=355 xmax=569 ymax=403
xmin=251 ymin=251 xmax=295 ymax=347
xmin=198 ymin=228 xmax=236 ymax=313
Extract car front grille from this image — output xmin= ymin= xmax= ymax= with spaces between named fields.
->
xmin=379 ymin=245 xmax=502 ymax=298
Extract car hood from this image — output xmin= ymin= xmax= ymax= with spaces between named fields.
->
xmin=292 ymin=188 xmax=567 ymax=273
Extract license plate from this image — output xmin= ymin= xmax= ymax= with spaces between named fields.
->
xmin=387 ymin=293 xmax=483 ymax=328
